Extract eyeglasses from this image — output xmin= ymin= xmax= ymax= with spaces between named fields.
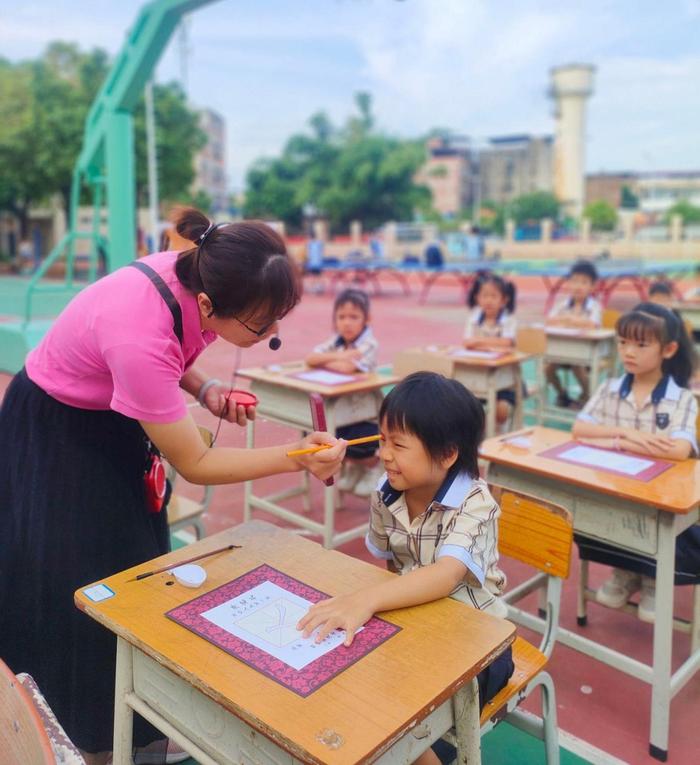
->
xmin=234 ymin=316 xmax=277 ymax=337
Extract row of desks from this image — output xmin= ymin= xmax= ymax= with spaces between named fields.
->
xmin=239 ymin=328 xmax=616 ymax=549
xmin=77 ymin=425 xmax=700 ymax=763
xmin=311 ymin=258 xmax=698 ymax=309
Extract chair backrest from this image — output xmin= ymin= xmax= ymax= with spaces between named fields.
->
xmin=516 ymin=326 xmax=547 ymax=355
xmin=0 ymin=659 xmax=54 ymax=765
xmin=490 ymin=483 xmax=574 ymax=658
xmin=491 ymin=485 xmax=573 ymax=579
xmin=602 ymin=308 xmax=621 ymax=330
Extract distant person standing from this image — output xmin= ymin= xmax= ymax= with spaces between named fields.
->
xmin=465 ymin=226 xmax=485 ymax=261
xmin=369 ymin=236 xmax=385 ymax=261
xmin=306 ymin=234 xmax=325 ymax=275
xmin=424 ymin=239 xmax=444 ymax=269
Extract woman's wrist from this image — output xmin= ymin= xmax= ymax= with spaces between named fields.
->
xmin=197 ymin=378 xmax=222 ymax=407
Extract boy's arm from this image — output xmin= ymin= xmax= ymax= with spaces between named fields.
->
xmin=297 ymin=557 xmax=467 ymax=646
xmin=306 ymin=349 xmax=361 ymax=369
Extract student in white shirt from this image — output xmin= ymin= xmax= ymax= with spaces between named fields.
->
xmin=573 ymin=302 xmax=699 ymax=621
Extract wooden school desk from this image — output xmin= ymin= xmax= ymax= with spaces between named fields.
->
xmin=480 ymin=427 xmax=700 ymax=761
xmin=392 ymin=346 xmax=530 ymax=438
xmin=538 ymin=327 xmax=615 ymax=424
xmin=74 ymin=521 xmax=515 ymax=765
xmin=238 ymin=363 xmax=398 ymax=549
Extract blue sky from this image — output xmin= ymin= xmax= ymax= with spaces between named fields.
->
xmin=2 ymin=0 xmax=699 ymax=190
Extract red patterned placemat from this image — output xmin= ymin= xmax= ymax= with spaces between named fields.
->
xmin=166 ymin=564 xmax=400 ymax=697
xmin=539 ymin=442 xmax=674 ymax=482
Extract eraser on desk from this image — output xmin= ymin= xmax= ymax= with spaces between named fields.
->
xmin=169 ymin=564 xmax=207 ymax=588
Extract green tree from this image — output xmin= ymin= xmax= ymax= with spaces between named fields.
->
xmin=509 ymin=191 xmax=560 ymax=226
xmin=663 ymin=199 xmax=700 ymax=225
xmin=0 ymin=43 xmax=206 ymax=233
xmin=584 ymin=199 xmax=618 ymax=231
xmin=243 ymin=93 xmax=430 ymax=231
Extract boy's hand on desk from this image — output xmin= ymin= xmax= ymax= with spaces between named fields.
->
xmin=462 ymin=337 xmax=479 ymax=348
xmin=292 ymin=432 xmax=347 ymax=480
xmin=297 ymin=591 xmax=375 ymax=646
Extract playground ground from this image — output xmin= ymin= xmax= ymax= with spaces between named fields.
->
xmin=1 ymin=272 xmax=699 ymax=764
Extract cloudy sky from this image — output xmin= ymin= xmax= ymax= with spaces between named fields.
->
xmin=2 ymin=0 xmax=699 ymax=189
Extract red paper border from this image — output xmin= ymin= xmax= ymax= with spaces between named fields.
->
xmin=166 ymin=564 xmax=400 ymax=697
xmin=539 ymin=441 xmax=674 ymax=482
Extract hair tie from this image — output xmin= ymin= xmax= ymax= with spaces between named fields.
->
xmin=197 ymin=222 xmax=217 ymax=248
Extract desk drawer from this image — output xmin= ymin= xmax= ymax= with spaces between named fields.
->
xmin=486 ymin=464 xmax=659 ymax=556
xmin=250 ymin=383 xmax=313 ymax=429
xmin=545 ymin=337 xmax=613 ymax=364
xmin=333 ymin=391 xmax=383 ymax=428
xmin=453 ymin=366 xmax=517 ymax=396
xmin=133 ymin=650 xmax=302 ymax=765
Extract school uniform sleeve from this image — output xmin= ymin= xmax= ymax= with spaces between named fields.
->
xmin=588 ymin=298 xmax=602 ymax=327
xmin=576 ymin=379 xmax=610 ymax=424
xmin=501 ymin=313 xmax=517 ymax=340
xmin=312 ymin=335 xmax=338 ymax=354
xmin=365 ymin=492 xmax=394 ymax=560
xmin=463 ymin=308 xmax=479 ymax=339
xmin=353 ymin=334 xmax=379 ymax=373
xmin=437 ymin=483 xmax=501 ymax=587
xmin=669 ymin=390 xmax=698 ymax=455
xmin=547 ymin=297 xmax=569 ymax=320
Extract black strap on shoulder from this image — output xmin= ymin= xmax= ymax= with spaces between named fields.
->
xmin=128 ymin=261 xmax=184 ymax=346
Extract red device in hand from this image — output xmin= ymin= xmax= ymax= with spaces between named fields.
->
xmin=309 ymin=392 xmax=334 ymax=486
xmin=226 ymin=389 xmax=259 ymax=408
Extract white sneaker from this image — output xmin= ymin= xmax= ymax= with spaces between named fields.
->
xmin=595 ymin=569 xmax=641 ymax=609
xmin=353 ymin=465 xmax=383 ymax=498
xmin=638 ymin=576 xmax=656 ymax=623
xmin=337 ymin=462 xmax=362 ymax=492
xmin=133 ymin=739 xmax=190 ymax=764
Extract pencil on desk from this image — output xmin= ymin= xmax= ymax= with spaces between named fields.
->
xmin=286 ymin=434 xmax=382 ymax=457
xmin=129 ymin=544 xmax=241 ymax=581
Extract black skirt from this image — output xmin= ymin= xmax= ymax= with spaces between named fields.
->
xmin=0 ymin=369 xmax=170 ymax=753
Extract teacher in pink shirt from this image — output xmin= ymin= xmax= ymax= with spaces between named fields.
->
xmin=0 ymin=206 xmax=345 ymax=764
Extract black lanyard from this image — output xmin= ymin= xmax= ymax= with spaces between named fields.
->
xmin=128 ymin=261 xmax=184 ymax=346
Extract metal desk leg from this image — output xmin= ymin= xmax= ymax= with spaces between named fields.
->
xmin=113 ymin=637 xmax=134 ymax=765
xmin=453 ymin=677 xmax=481 ymax=764
xmin=485 ymin=372 xmax=496 ymax=438
xmin=513 ymin=365 xmax=524 ymax=430
xmin=590 ymin=349 xmax=601 ymax=398
xmin=649 ymin=512 xmax=676 ymax=761
xmin=243 ymin=420 xmax=254 ymax=522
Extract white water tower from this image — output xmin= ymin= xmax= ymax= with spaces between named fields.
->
xmin=549 ymin=64 xmax=595 ymax=219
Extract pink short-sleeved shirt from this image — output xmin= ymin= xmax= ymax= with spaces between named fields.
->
xmin=25 ymin=251 xmax=218 ymax=423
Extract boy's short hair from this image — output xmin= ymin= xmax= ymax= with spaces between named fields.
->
xmin=333 ymin=288 xmax=370 ymax=319
xmin=648 ymin=280 xmax=673 ymax=297
xmin=379 ymin=372 xmax=484 ymax=478
xmin=567 ymin=259 xmax=598 ymax=283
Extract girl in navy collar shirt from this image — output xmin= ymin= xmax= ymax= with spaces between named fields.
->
xmin=573 ymin=302 xmax=699 ymax=621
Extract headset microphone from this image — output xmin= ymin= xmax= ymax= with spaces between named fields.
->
xmin=268 ymin=335 xmax=282 ymax=351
